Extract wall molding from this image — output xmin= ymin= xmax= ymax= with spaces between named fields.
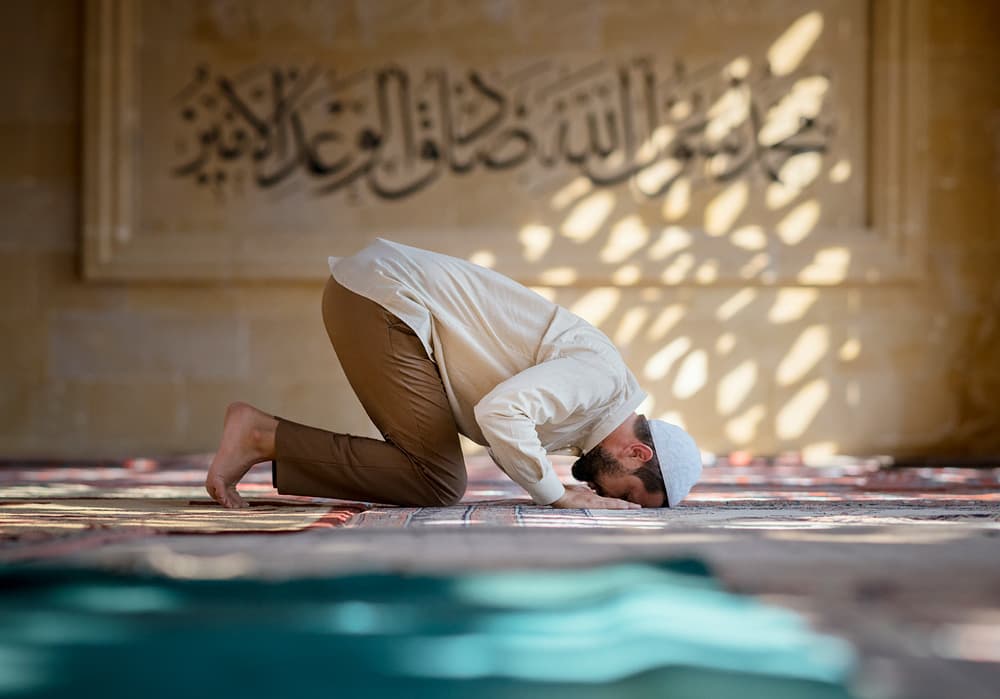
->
xmin=81 ymin=0 xmax=929 ymax=286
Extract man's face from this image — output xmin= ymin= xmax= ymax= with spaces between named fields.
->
xmin=573 ymin=446 xmax=667 ymax=508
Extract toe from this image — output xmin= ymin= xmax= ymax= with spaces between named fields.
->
xmin=205 ymin=479 xmax=223 ymax=506
xmin=226 ymin=487 xmax=248 ymax=509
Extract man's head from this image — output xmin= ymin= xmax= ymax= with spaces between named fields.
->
xmin=571 ymin=414 xmax=702 ymax=508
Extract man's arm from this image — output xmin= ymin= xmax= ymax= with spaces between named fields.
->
xmin=473 ymin=356 xmax=637 ymax=509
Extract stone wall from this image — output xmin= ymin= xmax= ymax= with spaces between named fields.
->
xmin=0 ymin=0 xmax=997 ymax=459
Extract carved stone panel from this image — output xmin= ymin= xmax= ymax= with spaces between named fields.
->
xmin=82 ymin=0 xmax=926 ymax=284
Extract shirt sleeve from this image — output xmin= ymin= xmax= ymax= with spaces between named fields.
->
xmin=473 ymin=355 xmax=619 ymax=505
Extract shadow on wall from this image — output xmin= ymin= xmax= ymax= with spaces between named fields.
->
xmin=451 ymin=13 xmax=875 ymax=459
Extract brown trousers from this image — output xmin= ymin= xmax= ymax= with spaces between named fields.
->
xmin=272 ymin=277 xmax=467 ymax=506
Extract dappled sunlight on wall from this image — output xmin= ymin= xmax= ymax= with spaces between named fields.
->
xmin=600 ymin=216 xmax=649 ymax=263
xmin=776 ymin=326 xmax=829 ymax=386
xmin=777 ymin=379 xmax=831 ymax=440
xmin=518 ymin=224 xmax=553 ymax=261
xmin=560 ymin=192 xmax=615 ymax=242
xmin=7 ymin=0 xmax=994 ymax=460
xmin=717 ymin=360 xmax=757 ymax=416
xmin=776 ymin=199 xmax=822 ymax=246
xmin=644 ymin=337 xmax=692 ymax=382
xmin=767 ymin=11 xmax=825 ymax=76
xmin=798 ymin=247 xmax=850 ymax=284
xmin=468 ymin=250 xmax=497 ymax=268
xmin=569 ymin=288 xmax=621 ymax=329
xmin=704 ymin=182 xmax=748 ymax=237
xmin=769 ymin=289 xmax=818 ymax=324
xmin=453 ymin=8 xmax=879 ymax=455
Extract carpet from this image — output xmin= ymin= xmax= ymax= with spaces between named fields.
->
xmin=0 ymin=457 xmax=366 ymax=561
xmin=347 ymin=457 xmax=1000 ymax=528
xmin=0 ymin=497 xmax=360 ymax=536
xmin=2 ymin=455 xmax=997 ymax=543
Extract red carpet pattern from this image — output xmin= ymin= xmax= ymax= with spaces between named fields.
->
xmin=1 ymin=454 xmax=997 ymax=551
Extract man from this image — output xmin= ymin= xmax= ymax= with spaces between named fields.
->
xmin=206 ymin=238 xmax=702 ymax=510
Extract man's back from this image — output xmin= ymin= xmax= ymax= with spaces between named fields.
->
xmin=328 ymin=238 xmax=644 ymax=455
xmin=330 ymin=238 xmax=564 ymax=370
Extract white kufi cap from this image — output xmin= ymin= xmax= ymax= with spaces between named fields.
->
xmin=648 ymin=420 xmax=702 ymax=506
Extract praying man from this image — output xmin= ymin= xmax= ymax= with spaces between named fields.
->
xmin=206 ymin=238 xmax=702 ymax=510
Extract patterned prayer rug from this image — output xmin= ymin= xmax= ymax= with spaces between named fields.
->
xmin=2 ymin=454 xmax=997 ymax=546
xmin=0 ymin=497 xmax=361 ymax=536
xmin=347 ymin=456 xmax=1000 ymax=529
xmin=0 ymin=456 xmax=365 ymax=561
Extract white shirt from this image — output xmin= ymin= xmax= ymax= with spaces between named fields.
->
xmin=329 ymin=238 xmax=647 ymax=505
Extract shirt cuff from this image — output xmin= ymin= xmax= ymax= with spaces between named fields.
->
xmin=523 ymin=468 xmax=566 ymax=505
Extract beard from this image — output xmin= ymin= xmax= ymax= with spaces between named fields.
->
xmin=572 ymin=446 xmax=667 ymax=502
xmin=571 ymin=446 xmax=626 ymax=483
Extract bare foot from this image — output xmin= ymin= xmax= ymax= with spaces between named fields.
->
xmin=205 ymin=402 xmax=278 ymax=509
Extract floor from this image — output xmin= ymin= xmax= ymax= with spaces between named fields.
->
xmin=1 ymin=455 xmax=998 ymax=698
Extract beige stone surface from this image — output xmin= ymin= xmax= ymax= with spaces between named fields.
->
xmin=0 ymin=253 xmax=42 ymax=318
xmin=48 ymin=309 xmax=250 ymax=381
xmin=0 ymin=0 xmax=997 ymax=458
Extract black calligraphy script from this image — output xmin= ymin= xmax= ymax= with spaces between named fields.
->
xmin=171 ymin=57 xmax=834 ymax=202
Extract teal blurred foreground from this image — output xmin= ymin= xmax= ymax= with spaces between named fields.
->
xmin=0 ymin=560 xmax=856 ymax=698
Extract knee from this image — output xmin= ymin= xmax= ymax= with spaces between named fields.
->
xmin=438 ymin=481 xmax=466 ymax=507
xmin=432 ymin=470 xmax=467 ymax=507
xmin=417 ymin=459 xmax=467 ymax=507
xmin=428 ymin=491 xmax=462 ymax=507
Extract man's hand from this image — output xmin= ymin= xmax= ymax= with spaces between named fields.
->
xmin=550 ymin=484 xmax=641 ymax=510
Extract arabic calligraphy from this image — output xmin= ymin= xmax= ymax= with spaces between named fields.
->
xmin=171 ymin=57 xmax=834 ymax=202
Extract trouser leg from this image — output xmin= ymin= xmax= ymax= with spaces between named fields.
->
xmin=272 ymin=277 xmax=467 ymax=506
